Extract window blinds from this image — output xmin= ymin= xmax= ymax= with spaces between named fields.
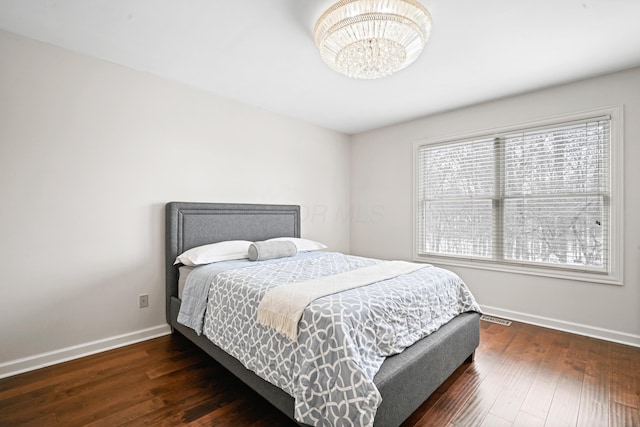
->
xmin=417 ymin=116 xmax=610 ymax=273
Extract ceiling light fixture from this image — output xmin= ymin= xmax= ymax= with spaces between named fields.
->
xmin=313 ymin=0 xmax=432 ymax=79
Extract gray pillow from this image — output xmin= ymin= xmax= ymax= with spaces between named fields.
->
xmin=248 ymin=240 xmax=297 ymax=261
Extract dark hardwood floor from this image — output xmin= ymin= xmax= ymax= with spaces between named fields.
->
xmin=1 ymin=319 xmax=638 ymax=426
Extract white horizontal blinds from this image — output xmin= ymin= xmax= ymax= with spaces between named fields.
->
xmin=417 ymin=115 xmax=611 ymax=273
xmin=502 ymin=118 xmax=610 ymax=271
xmin=417 ymin=138 xmax=496 ymax=259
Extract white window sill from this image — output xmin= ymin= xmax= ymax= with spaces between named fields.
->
xmin=413 ymin=254 xmax=623 ymax=286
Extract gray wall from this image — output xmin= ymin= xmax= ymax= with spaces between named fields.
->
xmin=350 ymin=67 xmax=640 ymax=346
xmin=0 ymin=31 xmax=351 ymax=373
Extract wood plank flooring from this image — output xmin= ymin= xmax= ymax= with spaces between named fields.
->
xmin=1 ymin=319 xmax=638 ymax=426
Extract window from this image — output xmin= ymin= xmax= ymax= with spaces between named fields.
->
xmin=414 ymin=108 xmax=623 ymax=284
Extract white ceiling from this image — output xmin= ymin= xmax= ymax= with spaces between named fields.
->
xmin=1 ymin=0 xmax=640 ymax=134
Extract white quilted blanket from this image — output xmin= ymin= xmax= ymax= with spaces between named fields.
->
xmin=257 ymin=260 xmax=426 ymax=340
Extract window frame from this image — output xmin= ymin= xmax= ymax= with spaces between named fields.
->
xmin=412 ymin=106 xmax=624 ymax=285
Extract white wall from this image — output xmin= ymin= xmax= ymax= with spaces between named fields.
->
xmin=351 ymin=67 xmax=640 ymax=346
xmin=0 ymin=31 xmax=351 ymax=374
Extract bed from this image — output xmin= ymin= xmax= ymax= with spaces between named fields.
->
xmin=165 ymin=202 xmax=480 ymax=426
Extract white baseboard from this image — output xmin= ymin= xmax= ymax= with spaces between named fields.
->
xmin=3 ymin=310 xmax=637 ymax=380
xmin=0 ymin=324 xmax=172 ymax=379
xmin=480 ymin=305 xmax=640 ymax=348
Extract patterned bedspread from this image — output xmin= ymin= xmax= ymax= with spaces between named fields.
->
xmin=183 ymin=252 xmax=480 ymax=426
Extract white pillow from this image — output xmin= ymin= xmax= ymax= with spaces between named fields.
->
xmin=174 ymin=240 xmax=252 ymax=266
xmin=266 ymin=237 xmax=327 ymax=252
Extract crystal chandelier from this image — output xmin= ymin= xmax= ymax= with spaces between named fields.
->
xmin=313 ymin=0 xmax=432 ymax=79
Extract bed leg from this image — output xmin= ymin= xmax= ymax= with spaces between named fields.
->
xmin=465 ymin=350 xmax=476 ymax=363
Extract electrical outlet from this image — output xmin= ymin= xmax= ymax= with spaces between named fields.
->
xmin=139 ymin=294 xmax=149 ymax=308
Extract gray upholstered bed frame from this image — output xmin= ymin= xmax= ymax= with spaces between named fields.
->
xmin=166 ymin=202 xmax=480 ymax=427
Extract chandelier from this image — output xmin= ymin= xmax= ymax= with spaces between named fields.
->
xmin=313 ymin=0 xmax=432 ymax=79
